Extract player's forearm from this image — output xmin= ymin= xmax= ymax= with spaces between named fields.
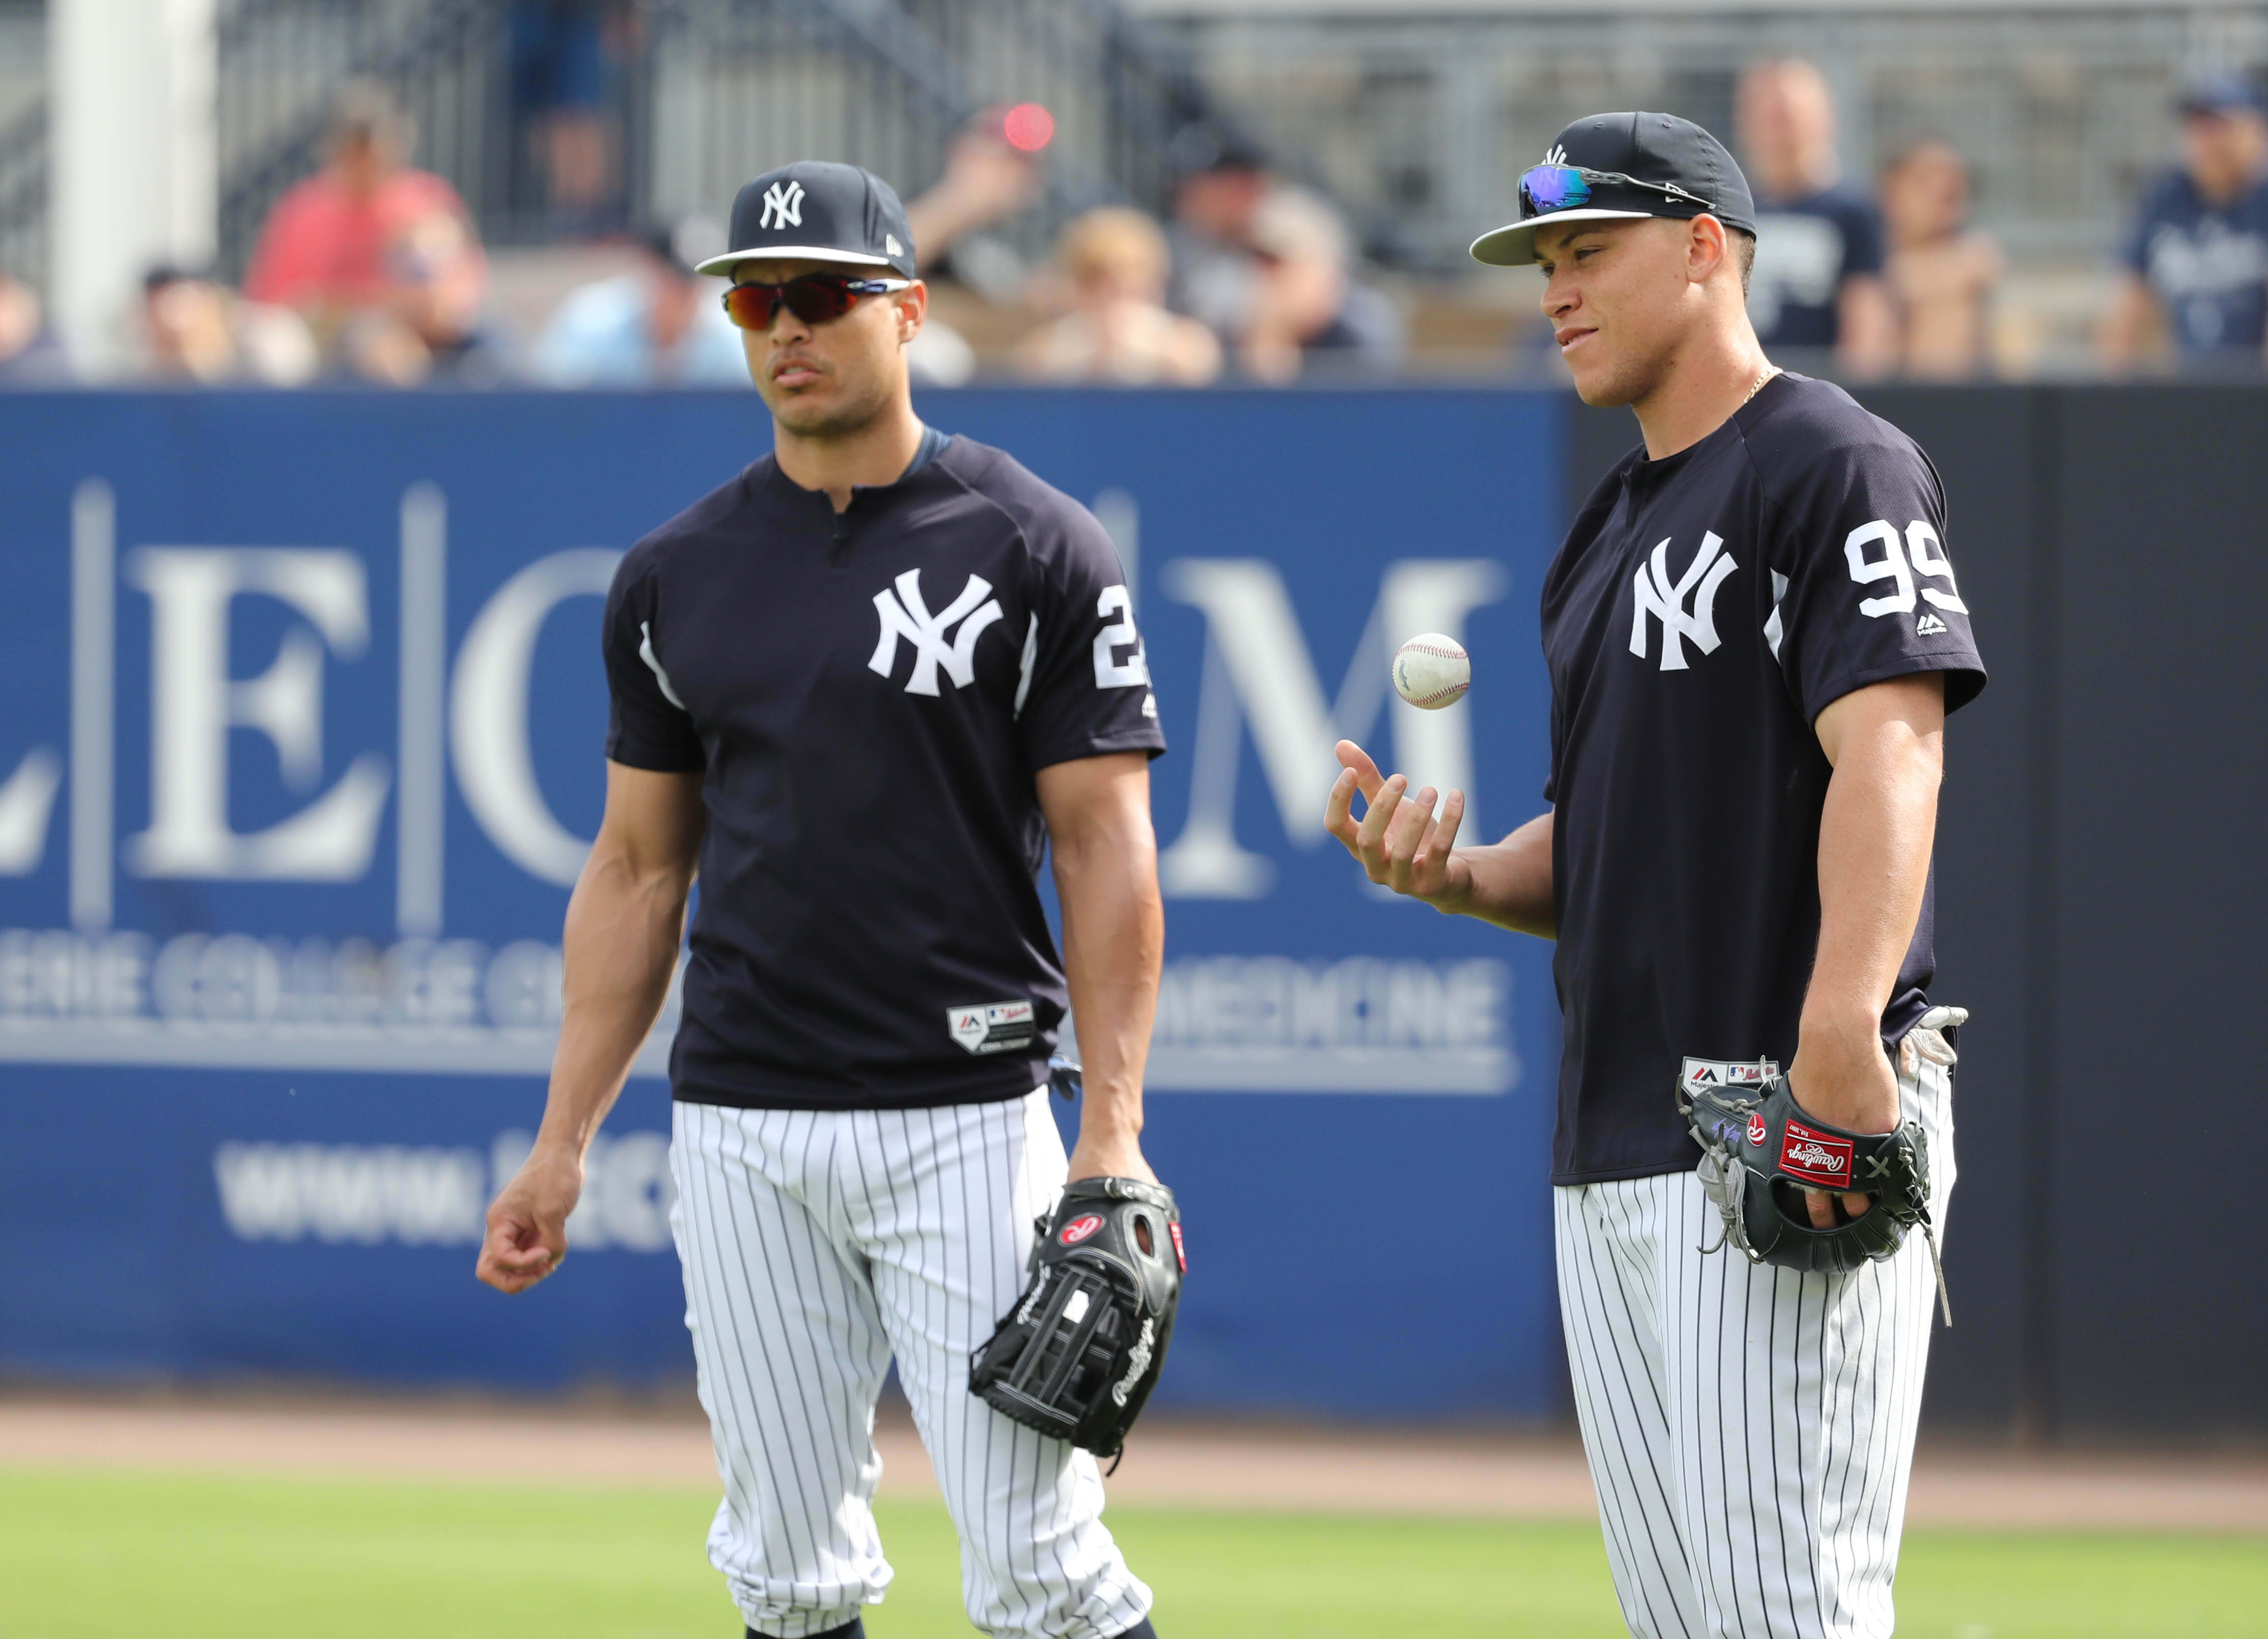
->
xmin=1836 ymin=276 xmax=1900 ymax=378
xmin=1801 ymin=706 xmax=1942 ymax=1060
xmin=1050 ymin=814 xmax=1163 ymax=1149
xmin=2095 ymin=276 xmax=2155 ymax=367
xmin=534 ymin=846 xmax=693 ymax=1159
xmin=1448 ymin=810 xmax=1557 ymax=937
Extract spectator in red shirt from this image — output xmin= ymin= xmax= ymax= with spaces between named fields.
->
xmin=243 ymin=82 xmax=492 ymax=382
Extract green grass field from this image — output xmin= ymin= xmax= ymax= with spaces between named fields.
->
xmin=3 ymin=1467 xmax=2262 ymax=1638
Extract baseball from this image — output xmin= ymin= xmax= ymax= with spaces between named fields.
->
xmin=1391 ymin=633 xmax=1470 ymax=710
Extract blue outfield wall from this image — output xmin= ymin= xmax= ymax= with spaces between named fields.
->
xmin=0 ymin=388 xmax=1567 ymax=1419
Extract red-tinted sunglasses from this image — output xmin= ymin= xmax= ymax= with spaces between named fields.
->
xmin=721 ymin=272 xmax=912 ymax=331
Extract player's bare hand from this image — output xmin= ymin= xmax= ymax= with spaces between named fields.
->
xmin=1788 ymin=1024 xmax=1901 ymax=1230
xmin=1325 ymin=740 xmax=1471 ymax=909
xmin=475 ymin=1144 xmax=582 ymax=1294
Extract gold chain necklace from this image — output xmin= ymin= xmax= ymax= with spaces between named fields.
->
xmin=1742 ymin=364 xmax=1780 ymax=406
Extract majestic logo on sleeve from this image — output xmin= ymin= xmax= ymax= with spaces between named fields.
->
xmin=758 ymin=179 xmax=805 ymax=231
xmin=1630 ymin=531 xmax=1738 ymax=670
xmin=869 ymin=570 xmax=1004 ymax=695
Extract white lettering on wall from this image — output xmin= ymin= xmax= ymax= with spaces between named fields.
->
xmin=123 ymin=547 xmax=390 ymax=879
xmin=451 ymin=550 xmax=621 ymax=886
xmin=0 ymin=747 xmax=63 ymax=874
xmin=1136 ymin=954 xmax=1517 ymax=1093
xmin=210 ymin=1130 xmax=679 ymax=1252
xmin=0 ymin=925 xmax=679 ymax=1078
xmin=1157 ymin=558 xmax=1506 ymax=898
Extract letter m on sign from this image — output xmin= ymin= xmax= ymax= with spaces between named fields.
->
xmin=1155 ymin=559 xmax=1505 ymax=898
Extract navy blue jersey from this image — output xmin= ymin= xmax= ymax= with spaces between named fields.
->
xmin=1747 ymin=187 xmax=1885 ymax=349
xmin=1541 ymin=374 xmax=1984 ymax=1183
xmin=2121 ymin=166 xmax=2268 ymax=355
xmin=603 ymin=434 xmax=1165 ymax=1111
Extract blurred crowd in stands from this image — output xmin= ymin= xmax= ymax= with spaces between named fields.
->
xmin=4 ymin=59 xmax=2266 ymax=389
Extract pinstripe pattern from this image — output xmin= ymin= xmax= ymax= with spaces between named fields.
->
xmin=1555 ymin=1054 xmax=1956 ymax=1639
xmin=671 ymin=1090 xmax=1154 ymax=1639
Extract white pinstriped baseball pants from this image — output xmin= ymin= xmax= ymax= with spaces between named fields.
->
xmin=670 ymin=1091 xmax=1154 ymax=1639
xmin=1554 ymin=1048 xmax=1956 ymax=1639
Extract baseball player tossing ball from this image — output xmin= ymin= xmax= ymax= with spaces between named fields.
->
xmin=1328 ymin=113 xmax=1984 ymax=1637
xmin=476 ymin=161 xmax=1167 ymax=1639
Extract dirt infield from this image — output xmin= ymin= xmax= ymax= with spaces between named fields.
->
xmin=3 ymin=1394 xmax=2262 ymax=1533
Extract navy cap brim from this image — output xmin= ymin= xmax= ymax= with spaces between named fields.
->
xmin=1470 ymin=208 xmax=1654 ymax=268
xmin=694 ymin=245 xmax=899 ymax=278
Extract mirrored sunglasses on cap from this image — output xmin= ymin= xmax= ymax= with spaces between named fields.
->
xmin=721 ymin=271 xmax=913 ymax=330
xmin=1518 ymin=163 xmax=1715 ymax=220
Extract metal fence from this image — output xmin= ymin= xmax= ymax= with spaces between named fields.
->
xmin=0 ymin=1 xmax=41 ymax=286
xmin=628 ymin=0 xmax=1215 ymax=268
xmin=208 ymin=0 xmax=1219 ymax=283
xmin=0 ymin=0 xmax=1223 ymax=289
xmin=1138 ymin=4 xmax=2268 ymax=275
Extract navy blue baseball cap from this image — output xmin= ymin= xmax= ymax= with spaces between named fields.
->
xmin=697 ymin=160 xmax=917 ymax=280
xmin=1471 ymin=112 xmax=1756 ymax=268
xmin=2178 ymin=75 xmax=2265 ymax=118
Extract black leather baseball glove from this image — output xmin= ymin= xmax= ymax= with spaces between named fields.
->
xmin=1681 ymin=1072 xmax=1949 ymax=1323
xmin=970 ymin=1175 xmax=1184 ymax=1462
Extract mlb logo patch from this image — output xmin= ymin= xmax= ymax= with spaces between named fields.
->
xmin=1681 ymin=1057 xmax=1781 ymax=1096
xmin=947 ymin=998 xmax=1038 ymax=1055
xmin=1779 ymin=1119 xmax=1854 ymax=1188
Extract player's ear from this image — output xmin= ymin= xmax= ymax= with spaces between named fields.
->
xmin=894 ymin=280 xmax=927 ymax=344
xmin=1688 ymin=213 xmax=1730 ymax=288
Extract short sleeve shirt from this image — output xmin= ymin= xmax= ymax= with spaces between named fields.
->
xmin=1747 ymin=188 xmax=1886 ymax=349
xmin=1541 ymin=374 xmax=1985 ymax=1183
xmin=2121 ymin=167 xmax=2268 ymax=355
xmin=603 ymin=434 xmax=1165 ymax=1110
xmin=243 ymin=170 xmax=484 ymax=309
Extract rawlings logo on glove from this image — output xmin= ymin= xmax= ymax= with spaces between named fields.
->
xmin=1778 ymin=1121 xmax=1854 ymax=1187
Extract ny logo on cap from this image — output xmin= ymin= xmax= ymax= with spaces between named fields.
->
xmin=1543 ymin=144 xmax=1568 ymax=164
xmin=759 ymin=180 xmax=805 ymax=231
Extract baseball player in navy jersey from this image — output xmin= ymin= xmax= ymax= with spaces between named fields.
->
xmin=1328 ymin=114 xmax=1985 ymax=1636
xmin=475 ymin=161 xmax=1167 ymax=1639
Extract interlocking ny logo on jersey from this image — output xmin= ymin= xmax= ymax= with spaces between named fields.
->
xmin=870 ymin=569 xmax=1004 ymax=695
xmin=1630 ymin=530 xmax=1738 ymax=671
xmin=758 ymin=180 xmax=805 ymax=231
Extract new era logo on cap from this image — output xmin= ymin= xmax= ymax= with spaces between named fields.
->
xmin=697 ymin=160 xmax=918 ymax=280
